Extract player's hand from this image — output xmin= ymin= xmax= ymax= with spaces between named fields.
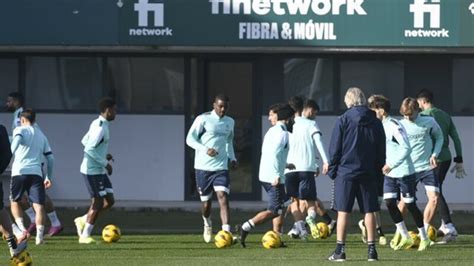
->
xmin=450 ymin=163 xmax=467 ymax=179
xmin=106 ymin=163 xmax=113 ymax=176
xmin=230 ymin=160 xmax=238 ymax=169
xmin=430 ymin=156 xmax=438 ymax=169
xmin=106 ymin=153 xmax=114 ymax=162
xmin=286 ymin=163 xmax=295 ymax=170
xmin=322 ymin=163 xmax=329 ymax=176
xmin=382 ymin=164 xmax=392 ymax=175
xmin=44 ymin=179 xmax=52 ymax=189
xmin=207 ymin=148 xmax=218 ymax=157
xmin=271 ymin=177 xmax=280 ymax=186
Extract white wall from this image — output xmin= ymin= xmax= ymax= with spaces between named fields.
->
xmin=261 ymin=116 xmax=474 ymax=205
xmin=0 ymin=113 xmax=185 ymax=201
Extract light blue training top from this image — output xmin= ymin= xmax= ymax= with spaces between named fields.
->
xmin=186 ymin=110 xmax=236 ymax=171
xmin=382 ymin=116 xmax=415 ymax=178
xmin=259 ymin=121 xmax=289 ymax=184
xmin=80 ymin=116 xmax=110 ymax=175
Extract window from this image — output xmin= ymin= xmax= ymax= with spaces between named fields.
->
xmin=25 ymin=57 xmax=104 ymax=111
xmin=0 ymin=59 xmax=19 ymax=105
xmin=107 ymin=57 xmax=184 ymax=113
xmin=340 ymin=61 xmax=404 ymax=111
xmin=453 ymin=59 xmax=474 ymax=114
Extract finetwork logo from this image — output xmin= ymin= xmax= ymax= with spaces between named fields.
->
xmin=129 ymin=0 xmax=173 ymax=37
xmin=405 ymin=0 xmax=449 ymax=38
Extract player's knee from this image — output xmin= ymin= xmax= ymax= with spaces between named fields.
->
xmin=385 ymin=198 xmax=398 ymax=210
xmin=91 ymin=198 xmax=104 ymax=211
xmin=405 ymin=202 xmax=418 ymax=213
xmin=429 ymin=195 xmax=438 ymax=206
xmin=105 ymin=197 xmax=115 ymax=208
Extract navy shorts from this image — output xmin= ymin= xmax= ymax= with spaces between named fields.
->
xmin=334 ymin=177 xmax=380 ymax=213
xmin=83 ymin=174 xmax=114 ymax=198
xmin=285 ymin=172 xmax=317 ymax=201
xmin=383 ymin=174 xmax=416 ymax=203
xmin=10 ymin=175 xmax=45 ymax=204
xmin=195 ymin=170 xmax=230 ymax=202
xmin=261 ymin=182 xmax=287 ymax=215
xmin=415 ymin=169 xmax=439 ymax=193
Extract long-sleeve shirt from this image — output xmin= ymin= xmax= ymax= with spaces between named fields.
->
xmin=259 ymin=122 xmax=289 ymax=184
xmin=80 ymin=116 xmax=110 ymax=175
xmin=420 ymin=107 xmax=463 ymax=163
xmin=186 ymin=110 xmax=236 ymax=171
xmin=383 ymin=116 xmax=415 ymax=178
xmin=399 ymin=115 xmax=443 ymax=173
xmin=11 ymin=125 xmax=54 ymax=180
xmin=286 ymin=117 xmax=328 ymax=173
xmin=11 ymin=107 xmax=23 ymax=133
xmin=328 ymin=106 xmax=386 ymax=181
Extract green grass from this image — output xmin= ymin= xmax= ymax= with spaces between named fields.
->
xmin=5 ymin=234 xmax=474 ymax=265
xmin=4 ymin=209 xmax=473 ymax=265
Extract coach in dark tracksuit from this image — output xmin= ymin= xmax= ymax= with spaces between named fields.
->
xmin=327 ymin=88 xmax=385 ymax=262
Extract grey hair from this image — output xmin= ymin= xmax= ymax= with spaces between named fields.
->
xmin=344 ymin=87 xmax=366 ymax=108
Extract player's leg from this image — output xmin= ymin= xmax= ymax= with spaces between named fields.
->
xmin=45 ymin=194 xmax=63 ymax=236
xmin=359 ymin=179 xmax=380 ymax=261
xmin=195 ymin=170 xmax=214 ymax=243
xmin=300 ymin=172 xmax=318 ymax=239
xmin=285 ymin=172 xmax=307 ymax=239
xmin=9 ymin=175 xmax=28 ymax=236
xmin=374 ymin=176 xmax=386 ymax=245
xmin=18 ymin=194 xmax=37 ymax=235
xmin=314 ymin=198 xmax=337 ymax=236
xmin=420 ymin=170 xmax=439 ymax=229
xmin=328 ymin=178 xmax=355 ymax=262
xmin=213 ymin=170 xmax=231 ymax=233
xmin=28 ymin=175 xmax=47 ymax=245
xmin=239 ymin=183 xmax=284 ymax=247
xmin=0 ymin=182 xmax=27 ymax=258
xmin=383 ymin=176 xmax=409 ymax=249
xmin=435 ymin=161 xmax=457 ymax=242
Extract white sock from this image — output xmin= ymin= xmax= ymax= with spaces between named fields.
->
xmin=307 ymin=209 xmax=317 ymax=221
xmin=202 ymin=216 xmax=212 ymax=227
xmin=15 ymin=218 xmax=26 ymax=232
xmin=419 ymin=227 xmax=428 ymax=240
xmin=424 ymin=223 xmax=430 ymax=231
xmin=242 ymin=220 xmax=255 ymax=232
xmin=25 ymin=208 xmax=36 ymax=222
xmin=81 ymin=223 xmax=94 ymax=238
xmin=36 ymin=225 xmax=45 ymax=243
xmin=47 ymin=211 xmax=61 ymax=227
xmin=395 ymin=221 xmax=409 ymax=238
xmin=222 ymin=224 xmax=231 ymax=232
xmin=12 ymin=223 xmax=22 ymax=236
xmin=296 ymin=220 xmax=307 ymax=234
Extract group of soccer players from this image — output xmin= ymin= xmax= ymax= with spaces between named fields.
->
xmin=0 ymin=92 xmax=118 ymax=263
xmin=0 ymin=86 xmax=466 ymax=263
xmin=186 ymin=89 xmax=465 ymax=262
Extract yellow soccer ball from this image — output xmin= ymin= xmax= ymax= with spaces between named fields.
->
xmin=261 ymin=230 xmax=281 ymax=249
xmin=10 ymin=250 xmax=32 ymax=266
xmin=427 ymin=225 xmax=437 ymax=242
xmin=102 ymin=224 xmax=121 ymax=243
xmin=408 ymin=231 xmax=420 ymax=248
xmin=315 ymin=222 xmax=330 ymax=239
xmin=215 ymin=230 xmax=233 ymax=248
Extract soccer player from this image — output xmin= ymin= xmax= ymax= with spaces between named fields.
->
xmin=286 ymin=96 xmax=336 ymax=239
xmin=0 ymin=123 xmax=29 ymax=260
xmin=239 ymin=103 xmax=294 ymax=248
xmin=327 ymin=88 xmax=385 ymax=262
xmin=285 ymin=99 xmax=333 ymax=240
xmin=10 ymin=109 xmax=54 ymax=245
xmin=416 ymin=89 xmax=465 ymax=242
xmin=186 ymin=94 xmax=237 ymax=243
xmin=74 ymin=98 xmax=116 ymax=244
xmin=368 ymin=95 xmax=430 ymax=251
xmin=6 ymin=92 xmax=63 ymax=237
xmin=398 ymin=97 xmax=443 ymax=247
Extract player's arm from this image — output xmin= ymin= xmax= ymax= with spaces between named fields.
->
xmin=10 ymin=128 xmax=24 ymax=154
xmin=0 ymin=125 xmax=12 ymax=173
xmin=328 ymin=118 xmax=343 ymax=180
xmin=312 ymin=131 xmax=329 ymax=175
xmin=387 ymin=125 xmax=410 ymax=171
xmin=226 ymin=123 xmax=237 ymax=167
xmin=447 ymin=117 xmax=466 ymax=178
xmin=430 ymin=119 xmax=444 ymax=168
xmin=271 ymin=130 xmax=289 ymax=186
xmin=43 ymin=138 xmax=54 ymax=183
xmin=185 ymin=116 xmax=208 ymax=152
xmin=83 ymin=126 xmax=108 ymax=168
xmin=375 ymin=120 xmax=386 ymax=174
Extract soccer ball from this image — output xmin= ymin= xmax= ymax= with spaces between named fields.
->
xmin=102 ymin=224 xmax=121 ymax=243
xmin=10 ymin=250 xmax=32 ymax=266
xmin=315 ymin=222 xmax=329 ymax=239
xmin=214 ymin=230 xmax=233 ymax=248
xmin=427 ymin=225 xmax=437 ymax=241
xmin=408 ymin=231 xmax=420 ymax=248
xmin=261 ymin=230 xmax=281 ymax=249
